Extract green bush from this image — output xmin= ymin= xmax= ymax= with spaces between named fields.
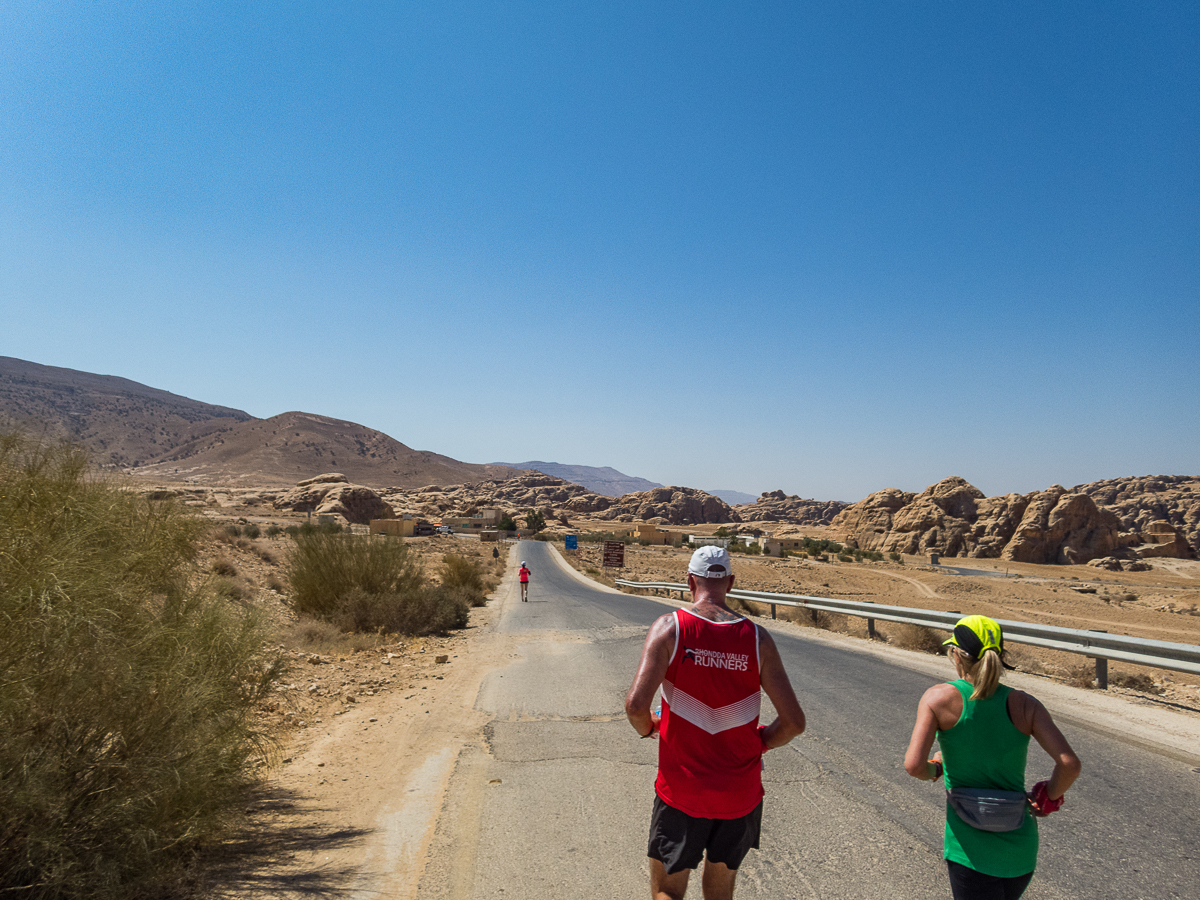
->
xmin=241 ymin=522 xmax=261 ymax=539
xmin=286 ymin=533 xmax=424 ymax=619
xmin=332 ymin=586 xmax=469 ymax=634
xmin=581 ymin=531 xmax=632 ymax=544
xmin=0 ymin=432 xmax=281 ymax=899
xmin=441 ymin=554 xmax=488 ymax=607
xmin=284 ymin=520 xmax=345 ymax=538
xmin=286 ymin=534 xmax=468 ymax=635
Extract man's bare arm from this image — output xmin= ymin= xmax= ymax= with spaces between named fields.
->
xmin=625 ymin=614 xmax=676 ymax=738
xmin=757 ymin=628 xmax=805 ymax=749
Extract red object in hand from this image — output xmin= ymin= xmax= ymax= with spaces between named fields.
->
xmin=1029 ymin=780 xmax=1064 ymax=816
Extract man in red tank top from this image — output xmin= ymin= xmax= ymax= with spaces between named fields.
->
xmin=626 ymin=545 xmax=806 ymax=900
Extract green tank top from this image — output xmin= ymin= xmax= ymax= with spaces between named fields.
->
xmin=938 ymin=680 xmax=1038 ymax=877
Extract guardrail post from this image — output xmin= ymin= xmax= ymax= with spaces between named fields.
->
xmin=865 ymin=600 xmax=876 ymax=639
xmin=1090 ymin=630 xmax=1108 ymax=690
xmin=771 ymin=603 xmax=777 ymax=620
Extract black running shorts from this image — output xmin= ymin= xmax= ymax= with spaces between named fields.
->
xmin=647 ymin=795 xmax=763 ymax=874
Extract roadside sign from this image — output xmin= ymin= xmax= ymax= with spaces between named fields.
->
xmin=565 ymin=534 xmax=578 ymax=550
xmin=603 ymin=540 xmax=625 ymax=569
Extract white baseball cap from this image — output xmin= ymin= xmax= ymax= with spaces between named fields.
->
xmin=688 ymin=545 xmax=732 ymax=578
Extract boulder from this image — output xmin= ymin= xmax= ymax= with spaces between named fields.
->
xmin=599 ymin=486 xmax=738 ymax=525
xmin=274 ymin=477 xmax=395 ymax=524
xmin=297 ymin=472 xmax=349 ymax=486
xmin=1129 ymin=520 xmax=1194 ymax=558
xmin=1072 ymin=475 xmax=1199 ymax=558
xmin=1002 ymin=490 xmax=1122 ymax=564
xmin=830 ymin=488 xmax=915 ymax=549
xmin=736 ymin=490 xmax=848 ymax=525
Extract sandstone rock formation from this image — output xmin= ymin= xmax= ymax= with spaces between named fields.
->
xmin=1072 ymin=475 xmax=1200 ymax=558
xmin=379 ymin=477 xmax=734 ymax=527
xmin=831 ymin=475 xmax=1188 ymax=565
xmin=381 ymin=473 xmax=613 ymax=522
xmin=1001 ymin=488 xmax=1122 ymax=564
xmin=734 ymin=490 xmax=848 ymax=525
xmin=596 ymin=486 xmax=738 ymax=526
xmin=273 ymin=473 xmax=396 ymax=524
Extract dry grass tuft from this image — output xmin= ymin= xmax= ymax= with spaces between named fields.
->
xmin=1109 ymin=671 xmax=1164 ymax=693
xmin=885 ymin=623 xmax=946 ymax=654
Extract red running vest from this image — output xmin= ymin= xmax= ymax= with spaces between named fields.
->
xmin=655 ymin=608 xmax=763 ymax=819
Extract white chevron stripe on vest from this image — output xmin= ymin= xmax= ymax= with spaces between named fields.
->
xmin=662 ymin=680 xmax=762 ymax=735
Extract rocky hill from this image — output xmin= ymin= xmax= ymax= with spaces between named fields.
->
xmin=0 ymin=357 xmax=521 ymax=489
xmin=495 ymin=461 xmax=662 ymax=497
xmin=0 ymin=356 xmax=253 ymax=467
xmin=1072 ymin=476 xmax=1200 ymax=556
xmin=380 ymin=477 xmax=736 ymax=527
xmin=381 ymin=473 xmax=614 ymax=523
xmin=735 ymin=490 xmax=849 ymax=525
xmin=594 ymin=486 xmax=738 ymax=525
xmin=131 ymin=411 xmax=521 ymax=489
xmin=832 ymin=475 xmax=1198 ymax=565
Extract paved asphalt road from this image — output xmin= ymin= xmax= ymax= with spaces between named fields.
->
xmin=420 ymin=541 xmax=1199 ymax=899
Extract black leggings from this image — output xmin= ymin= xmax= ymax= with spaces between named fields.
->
xmin=947 ymin=861 xmax=1034 ymax=900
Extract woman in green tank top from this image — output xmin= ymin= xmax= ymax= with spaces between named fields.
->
xmin=904 ymin=615 xmax=1081 ymax=900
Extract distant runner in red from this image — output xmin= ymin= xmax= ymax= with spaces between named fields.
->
xmin=518 ymin=560 xmax=530 ymax=602
xmin=625 ymin=545 xmax=806 ymax=900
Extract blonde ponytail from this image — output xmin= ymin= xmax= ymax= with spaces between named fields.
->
xmin=965 ymin=648 xmax=1002 ymax=700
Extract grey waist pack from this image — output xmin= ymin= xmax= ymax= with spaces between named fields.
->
xmin=947 ymin=787 xmax=1028 ymax=832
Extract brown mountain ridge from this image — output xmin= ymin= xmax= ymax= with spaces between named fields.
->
xmin=0 ymin=357 xmax=520 ymax=489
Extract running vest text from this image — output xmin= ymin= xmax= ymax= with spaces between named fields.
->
xmin=684 ymin=647 xmax=750 ymax=671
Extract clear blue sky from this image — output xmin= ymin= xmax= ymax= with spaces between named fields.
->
xmin=2 ymin=2 xmax=1196 ymax=502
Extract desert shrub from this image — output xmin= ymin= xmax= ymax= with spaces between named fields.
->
xmin=889 ymin=551 xmax=903 ymax=564
xmin=211 ymin=554 xmax=239 ymax=577
xmin=286 ymin=534 xmax=470 ymax=635
xmin=441 ymin=554 xmax=488 ymax=607
xmin=802 ymin=537 xmax=843 ymax=556
xmin=241 ymin=522 xmax=261 ymax=539
xmin=281 ymin=617 xmax=389 ymax=656
xmin=213 ymin=575 xmax=249 ymax=601
xmin=252 ymin=544 xmax=279 ymax=565
xmin=1065 ymin=664 xmax=1097 ymax=689
xmin=266 ymin=524 xmax=283 ymax=538
xmin=1110 ymin=671 xmax=1163 ymax=693
xmin=777 ymin=606 xmax=848 ymax=632
xmin=581 ymin=531 xmax=632 ymax=544
xmin=331 ymin=586 xmax=469 ymax=634
xmin=286 ymin=533 xmax=424 ymax=619
xmin=0 ymin=432 xmax=281 ymax=900
xmin=284 ymin=520 xmax=345 ymax=538
xmin=885 ymin=624 xmax=945 ymax=654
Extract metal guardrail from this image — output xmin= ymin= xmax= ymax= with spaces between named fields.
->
xmin=614 ymin=580 xmax=1200 ymax=682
